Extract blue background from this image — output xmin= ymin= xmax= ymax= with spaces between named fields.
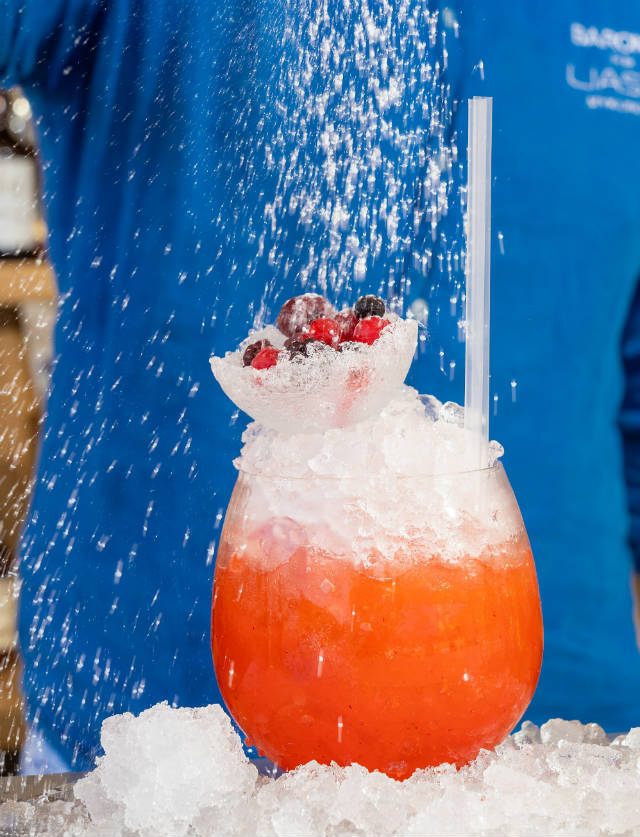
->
xmin=1 ymin=0 xmax=640 ymax=767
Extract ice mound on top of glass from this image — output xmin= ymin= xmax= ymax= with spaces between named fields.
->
xmin=209 ymin=292 xmax=542 ymax=780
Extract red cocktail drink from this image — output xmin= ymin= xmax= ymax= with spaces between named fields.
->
xmin=212 ymin=464 xmax=543 ymax=778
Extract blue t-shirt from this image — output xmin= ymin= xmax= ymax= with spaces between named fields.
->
xmin=2 ymin=0 xmax=640 ymax=768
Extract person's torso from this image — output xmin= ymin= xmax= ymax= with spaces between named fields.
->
xmin=19 ymin=0 xmax=640 ymax=767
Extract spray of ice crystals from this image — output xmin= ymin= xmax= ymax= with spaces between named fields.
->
xmin=15 ymin=0 xmax=469 ymax=780
xmin=245 ymin=0 xmax=461 ymax=324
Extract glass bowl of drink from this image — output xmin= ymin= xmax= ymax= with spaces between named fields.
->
xmin=212 ymin=458 xmax=543 ymax=779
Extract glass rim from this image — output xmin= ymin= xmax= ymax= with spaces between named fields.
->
xmin=234 ymin=460 xmax=504 ymax=480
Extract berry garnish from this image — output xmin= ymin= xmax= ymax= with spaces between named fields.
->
xmin=335 ymin=309 xmax=358 ymax=342
xmin=284 ymin=336 xmax=304 ymax=349
xmin=276 ymin=294 xmax=336 ymax=337
xmin=251 ymin=346 xmax=280 ymax=369
xmin=242 ymin=339 xmax=272 ymax=367
xmin=353 ymin=316 xmax=390 ymax=345
xmin=284 ymin=338 xmax=311 ymax=359
xmin=354 ymin=295 xmax=385 ymax=319
xmin=307 ymin=317 xmax=341 ymax=347
xmin=284 ymin=336 xmax=327 ymax=358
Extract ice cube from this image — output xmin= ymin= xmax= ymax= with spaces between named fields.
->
xmin=512 ymin=719 xmax=541 ymax=746
xmin=582 ymin=722 xmax=608 ymax=745
xmin=421 ymin=393 xmax=442 ymax=421
xmin=440 ymin=401 xmax=464 ymax=426
xmin=615 ymin=727 xmax=640 ymax=749
xmin=540 ymin=718 xmax=588 ymax=745
xmin=488 ymin=439 xmax=504 ymax=465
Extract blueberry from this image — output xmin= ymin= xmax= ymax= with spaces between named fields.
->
xmin=354 ymin=295 xmax=385 ymax=319
xmin=284 ymin=337 xmax=309 ymax=359
xmin=242 ymin=339 xmax=271 ymax=367
xmin=284 ymin=337 xmax=326 ymax=359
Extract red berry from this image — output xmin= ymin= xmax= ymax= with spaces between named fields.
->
xmin=307 ymin=317 xmax=341 ymax=347
xmin=335 ymin=309 xmax=358 ymax=342
xmin=276 ymin=294 xmax=336 ymax=337
xmin=242 ymin=339 xmax=271 ymax=367
xmin=352 ymin=316 xmax=390 ymax=345
xmin=251 ymin=346 xmax=280 ymax=369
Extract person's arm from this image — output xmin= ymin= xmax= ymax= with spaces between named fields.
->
xmin=619 ymin=276 xmax=640 ymax=647
xmin=0 ymin=0 xmax=104 ymax=86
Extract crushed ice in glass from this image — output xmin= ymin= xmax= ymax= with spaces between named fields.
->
xmin=234 ymin=384 xmax=507 ymax=565
xmin=5 ymin=702 xmax=640 ymax=836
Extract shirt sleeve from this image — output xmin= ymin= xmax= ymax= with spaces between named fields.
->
xmin=0 ymin=0 xmax=105 ymax=87
xmin=620 ymin=276 xmax=640 ymax=572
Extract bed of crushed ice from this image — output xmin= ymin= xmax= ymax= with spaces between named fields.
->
xmin=3 ymin=702 xmax=640 ymax=837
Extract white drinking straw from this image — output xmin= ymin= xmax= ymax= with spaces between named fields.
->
xmin=464 ymin=96 xmax=492 ymax=469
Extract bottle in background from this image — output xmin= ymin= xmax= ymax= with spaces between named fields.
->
xmin=0 ymin=88 xmax=47 ymax=260
xmin=0 ymin=88 xmax=56 ymax=774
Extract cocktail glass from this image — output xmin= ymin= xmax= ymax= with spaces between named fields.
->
xmin=212 ymin=453 xmax=542 ymax=779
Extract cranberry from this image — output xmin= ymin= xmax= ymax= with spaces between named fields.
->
xmin=352 ymin=316 xmax=390 ymax=345
xmin=276 ymin=294 xmax=336 ymax=337
xmin=335 ymin=308 xmax=358 ymax=342
xmin=242 ymin=339 xmax=272 ymax=367
xmin=251 ymin=346 xmax=280 ymax=369
xmin=354 ymin=294 xmax=386 ymax=319
xmin=307 ymin=317 xmax=341 ymax=347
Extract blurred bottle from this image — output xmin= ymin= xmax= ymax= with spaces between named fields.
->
xmin=0 ymin=89 xmax=47 ymax=259
xmin=0 ymin=88 xmax=52 ymax=774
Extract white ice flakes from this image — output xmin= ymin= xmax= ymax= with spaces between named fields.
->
xmin=74 ymin=703 xmax=257 ymax=837
xmin=8 ymin=707 xmax=640 ymax=836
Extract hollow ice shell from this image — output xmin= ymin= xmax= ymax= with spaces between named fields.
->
xmin=210 ymin=317 xmax=418 ymax=433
